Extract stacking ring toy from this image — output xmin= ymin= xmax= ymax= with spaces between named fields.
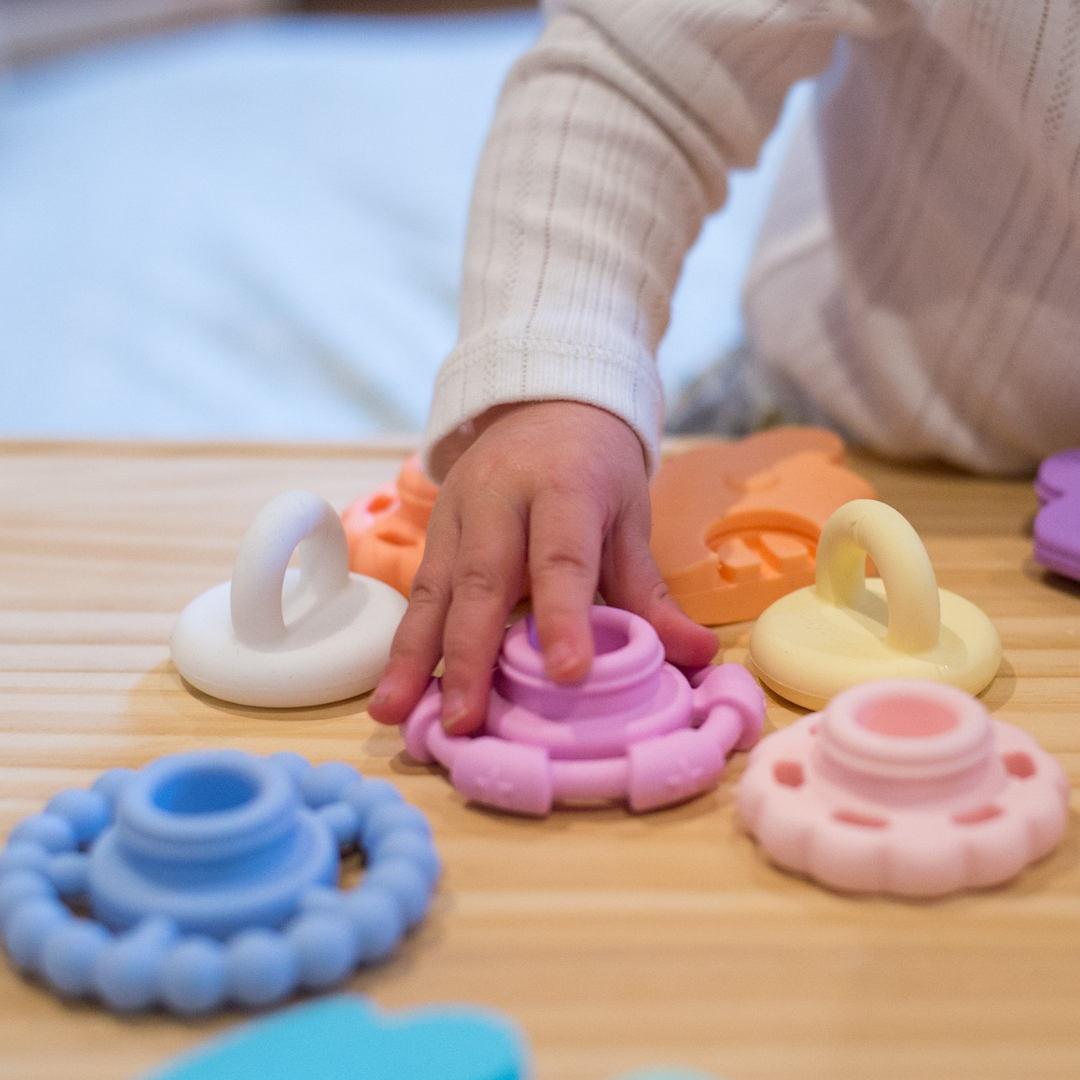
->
xmin=403 ymin=607 xmax=765 ymax=815
xmin=1033 ymin=448 xmax=1080 ymax=581
xmin=342 ymin=454 xmax=439 ymax=597
xmin=749 ymin=499 xmax=1001 ymax=709
xmin=0 ymin=750 xmax=440 ymax=1013
xmin=142 ymin=994 xmax=723 ymax=1080
xmin=736 ymin=679 xmax=1070 ymax=896
xmin=171 ymin=490 xmax=407 ymax=707
xmin=650 ymin=426 xmax=875 ymax=625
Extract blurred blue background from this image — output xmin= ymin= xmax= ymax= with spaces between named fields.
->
xmin=0 ymin=3 xmax=809 ymax=440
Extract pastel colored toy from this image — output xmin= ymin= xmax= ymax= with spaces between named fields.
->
xmin=403 ymin=606 xmax=765 ymax=816
xmin=749 ymin=499 xmax=1001 ymax=710
xmin=142 ymin=996 xmax=526 ymax=1080
xmin=0 ymin=750 xmax=440 ymax=1013
xmin=342 ymin=454 xmax=439 ymax=596
xmin=1033 ymin=448 xmax=1080 ymax=581
xmin=736 ymin=679 xmax=1070 ymax=896
xmin=650 ymin=427 xmax=876 ymax=625
xmin=171 ymin=490 xmax=407 ymax=707
xmin=139 ymin=994 xmax=725 ymax=1080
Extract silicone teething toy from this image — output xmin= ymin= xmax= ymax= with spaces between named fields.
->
xmin=749 ymin=499 xmax=1001 ymax=709
xmin=144 ymin=996 xmax=526 ymax=1080
xmin=142 ymin=994 xmax=725 ymax=1080
xmin=650 ymin=427 xmax=875 ymax=625
xmin=342 ymin=454 xmax=439 ymax=596
xmin=403 ymin=606 xmax=765 ymax=815
xmin=1033 ymin=448 xmax=1080 ymax=581
xmin=171 ymin=490 xmax=407 ymax=707
xmin=736 ymin=679 xmax=1069 ymax=896
xmin=0 ymin=750 xmax=440 ymax=1013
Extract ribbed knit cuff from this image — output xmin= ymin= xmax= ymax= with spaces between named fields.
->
xmin=422 ymin=329 xmax=664 ymax=482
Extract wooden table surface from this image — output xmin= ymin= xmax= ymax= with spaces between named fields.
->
xmin=2 ymin=439 xmax=1079 ymax=1080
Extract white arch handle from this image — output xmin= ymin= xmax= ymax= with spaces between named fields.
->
xmin=230 ymin=491 xmax=351 ymax=647
xmin=814 ymin=499 xmax=940 ymax=654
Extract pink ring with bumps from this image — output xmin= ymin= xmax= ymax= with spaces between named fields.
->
xmin=403 ymin=606 xmax=765 ymax=816
xmin=736 ymin=679 xmax=1070 ymax=896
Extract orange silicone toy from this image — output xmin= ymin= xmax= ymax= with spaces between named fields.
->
xmin=341 ymin=454 xmax=438 ymax=597
xmin=650 ymin=427 xmax=875 ymax=625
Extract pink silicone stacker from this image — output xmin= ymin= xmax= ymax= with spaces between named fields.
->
xmin=403 ymin=607 xmax=765 ymax=816
xmin=736 ymin=679 xmax=1070 ymax=897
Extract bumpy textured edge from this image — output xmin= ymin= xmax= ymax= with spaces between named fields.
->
xmin=736 ymin=714 xmax=1070 ymax=897
xmin=404 ymin=663 xmax=765 ymax=816
xmin=0 ymin=756 xmax=441 ymax=1014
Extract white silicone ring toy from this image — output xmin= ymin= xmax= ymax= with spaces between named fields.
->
xmin=171 ymin=491 xmax=407 ymax=707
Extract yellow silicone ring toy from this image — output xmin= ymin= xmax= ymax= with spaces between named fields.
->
xmin=748 ymin=500 xmax=1001 ymax=710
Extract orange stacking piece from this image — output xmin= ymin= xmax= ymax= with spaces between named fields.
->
xmin=341 ymin=454 xmax=438 ymax=597
xmin=650 ymin=427 xmax=875 ymax=625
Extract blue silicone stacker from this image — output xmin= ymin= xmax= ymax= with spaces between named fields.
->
xmin=0 ymin=750 xmax=440 ymax=1014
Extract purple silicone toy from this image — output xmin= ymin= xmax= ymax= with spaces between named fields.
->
xmin=403 ymin=607 xmax=765 ymax=816
xmin=1034 ymin=448 xmax=1080 ymax=581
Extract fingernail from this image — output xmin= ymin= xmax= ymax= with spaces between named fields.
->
xmin=546 ymin=641 xmax=580 ymax=681
xmin=441 ymin=689 xmax=468 ymax=733
xmin=369 ymin=679 xmax=394 ymax=706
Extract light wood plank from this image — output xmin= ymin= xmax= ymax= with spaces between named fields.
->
xmin=1 ymin=440 xmax=1079 ymax=1080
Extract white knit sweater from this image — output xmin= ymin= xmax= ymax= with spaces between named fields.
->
xmin=423 ymin=0 xmax=1080 ymax=480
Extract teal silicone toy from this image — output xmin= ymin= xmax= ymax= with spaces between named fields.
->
xmin=138 ymin=995 xmax=726 ymax=1080
xmin=141 ymin=996 xmax=527 ymax=1080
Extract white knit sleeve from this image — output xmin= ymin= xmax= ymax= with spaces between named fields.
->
xmin=423 ymin=0 xmax=913 ymax=480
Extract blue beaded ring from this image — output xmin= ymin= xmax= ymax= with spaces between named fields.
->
xmin=0 ymin=750 xmax=440 ymax=1014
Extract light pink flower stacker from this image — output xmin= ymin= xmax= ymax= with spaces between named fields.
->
xmin=737 ymin=679 xmax=1070 ymax=897
xmin=403 ymin=606 xmax=765 ymax=815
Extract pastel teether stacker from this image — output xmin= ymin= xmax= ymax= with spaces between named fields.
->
xmin=141 ymin=994 xmax=726 ymax=1080
xmin=1033 ymin=448 xmax=1080 ymax=581
xmin=403 ymin=606 xmax=765 ymax=815
xmin=342 ymin=454 xmax=439 ymax=597
xmin=650 ymin=427 xmax=875 ymax=625
xmin=144 ymin=996 xmax=527 ymax=1080
xmin=736 ymin=680 xmax=1069 ymax=896
xmin=749 ymin=499 xmax=1001 ymax=710
xmin=171 ymin=490 xmax=407 ymax=707
xmin=0 ymin=751 xmax=439 ymax=1013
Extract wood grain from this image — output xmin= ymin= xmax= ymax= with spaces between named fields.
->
xmin=1 ymin=439 xmax=1078 ymax=1080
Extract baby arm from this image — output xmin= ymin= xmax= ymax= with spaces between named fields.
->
xmin=370 ymin=0 xmax=907 ymax=731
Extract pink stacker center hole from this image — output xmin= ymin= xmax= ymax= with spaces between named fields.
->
xmin=854 ymin=694 xmax=959 ymax=739
xmin=591 ymin=621 xmax=630 ymax=655
xmin=524 ymin=616 xmax=631 ymax=658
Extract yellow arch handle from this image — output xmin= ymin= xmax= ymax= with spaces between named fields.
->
xmin=814 ymin=500 xmax=940 ymax=654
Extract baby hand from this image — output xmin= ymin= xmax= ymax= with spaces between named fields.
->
xmin=367 ymin=400 xmax=717 ymax=733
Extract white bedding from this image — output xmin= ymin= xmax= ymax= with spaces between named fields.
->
xmin=0 ymin=11 xmax=808 ymax=440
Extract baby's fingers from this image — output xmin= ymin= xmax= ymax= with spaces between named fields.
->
xmin=527 ymin=486 xmax=606 ymax=683
xmin=438 ymin=497 xmax=528 ymax=735
xmin=368 ymin=511 xmax=457 ymax=726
